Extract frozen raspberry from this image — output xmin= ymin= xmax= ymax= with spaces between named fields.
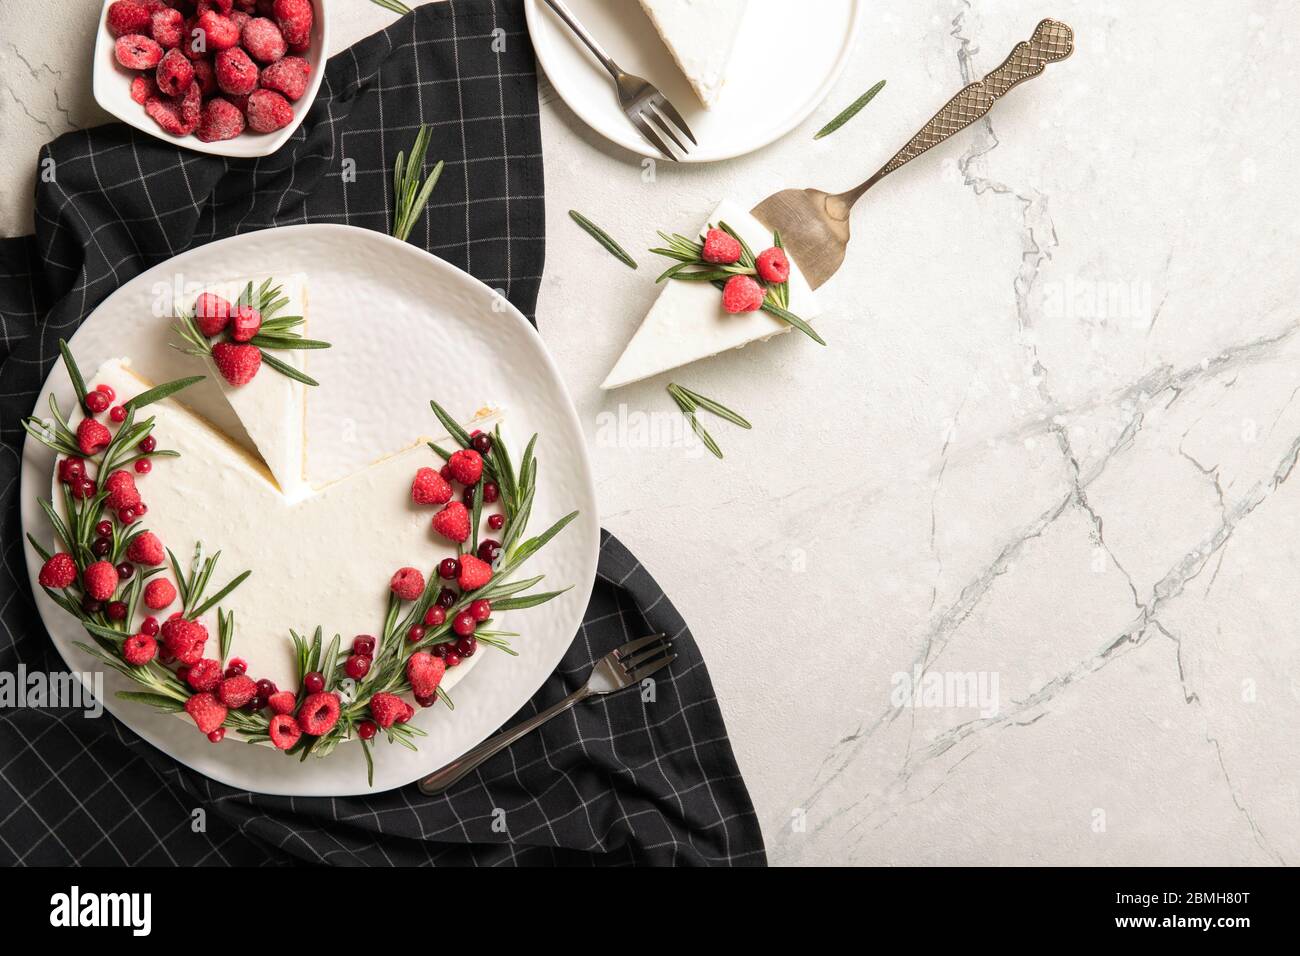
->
xmin=203 ymin=0 xmax=236 ymax=13
xmin=431 ymin=501 xmax=471 ymax=543
xmin=411 ymin=466 xmax=453 ymax=505
xmin=150 ymin=7 xmax=184 ymax=48
xmin=191 ymin=58 xmax=218 ymax=96
xmin=369 ymin=692 xmax=412 ymax=729
xmin=161 ymin=617 xmax=208 ymax=665
xmin=259 ymin=55 xmax=309 ymax=100
xmin=272 ymin=0 xmax=313 ymax=48
xmin=722 ymin=274 xmax=764 ymax=313
xmin=194 ymin=292 xmax=231 ymax=335
xmin=390 ymin=567 xmax=425 ymax=602
xmin=267 ymin=690 xmax=297 ymax=715
xmin=126 ymin=531 xmax=165 ymax=566
xmin=115 ymin=34 xmax=164 ymax=70
xmin=296 ymin=691 xmax=340 ymax=736
xmin=76 ymin=418 xmax=111 ymax=455
xmin=218 ymin=674 xmax=257 ymax=708
xmin=122 ymin=633 xmax=157 ymax=666
xmin=144 ymin=89 xmax=197 ymax=136
xmin=245 ymin=89 xmax=293 ymax=133
xmin=104 ymin=469 xmax=141 ymax=510
xmin=211 ymin=342 xmax=261 ymax=385
xmin=406 ymin=652 xmax=445 ymax=699
xmin=181 ymin=17 xmax=205 ymax=60
xmin=197 ymin=10 xmax=240 ymax=50
xmin=755 ymin=246 xmax=790 ymax=284
xmin=446 ymin=448 xmax=484 ymax=485
xmin=268 ymin=713 xmax=301 ymax=749
xmin=38 ymin=553 xmax=77 ymax=589
xmin=242 ymin=17 xmax=286 ymax=62
xmin=215 ymin=47 xmax=258 ymax=95
xmin=107 ymin=1 xmax=152 ymax=37
xmin=196 ymin=97 xmax=245 ymax=142
xmin=144 ymin=577 xmax=177 ymax=609
xmin=230 ymin=304 xmax=261 ymax=341
xmin=701 ymin=227 xmax=742 ymax=265
xmin=457 ymin=554 xmax=493 ymax=591
xmin=83 ymin=560 xmax=119 ymax=601
xmin=230 ymin=10 xmax=251 ymax=32
xmin=186 ymin=658 xmax=222 ymax=692
xmin=184 ymin=692 xmax=227 ymax=735
xmin=129 ymin=74 xmax=158 ymax=105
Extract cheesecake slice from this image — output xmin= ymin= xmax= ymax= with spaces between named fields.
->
xmin=601 ymin=199 xmax=820 ymax=390
xmin=638 ymin=0 xmax=748 ymax=109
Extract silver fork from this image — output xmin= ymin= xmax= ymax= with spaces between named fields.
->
xmin=417 ymin=633 xmax=675 ymax=795
xmin=540 ymin=0 xmax=696 ymax=160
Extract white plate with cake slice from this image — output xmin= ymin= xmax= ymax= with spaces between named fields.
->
xmin=19 ymin=224 xmax=600 ymax=797
xmin=525 ymin=0 xmax=861 ymax=162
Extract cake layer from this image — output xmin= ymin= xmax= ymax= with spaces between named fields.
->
xmin=639 ymin=0 xmax=748 ymax=109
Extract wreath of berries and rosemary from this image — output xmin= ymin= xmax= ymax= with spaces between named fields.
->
xmin=24 ymin=342 xmax=577 ymax=785
xmin=172 ymin=277 xmax=330 ymax=387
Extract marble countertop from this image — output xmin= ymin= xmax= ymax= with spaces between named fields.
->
xmin=4 ymin=0 xmax=1298 ymax=865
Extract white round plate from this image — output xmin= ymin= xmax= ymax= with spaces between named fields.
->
xmin=20 ymin=224 xmax=600 ymax=797
xmin=525 ymin=0 xmax=861 ymax=163
xmin=92 ymin=0 xmax=329 ymax=158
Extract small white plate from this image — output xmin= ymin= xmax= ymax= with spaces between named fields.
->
xmin=525 ymin=0 xmax=861 ymax=163
xmin=20 ymin=224 xmax=600 ymax=796
xmin=92 ymin=0 xmax=329 ymax=158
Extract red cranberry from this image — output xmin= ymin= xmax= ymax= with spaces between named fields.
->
xmin=407 ymin=624 xmax=425 ymax=643
xmin=443 ymin=651 xmax=462 ymax=667
xmin=345 ymin=655 xmax=371 ymax=679
xmin=461 ymin=486 xmax=476 ymax=507
xmin=141 ymin=616 xmax=159 ymax=636
xmin=96 ymin=520 xmax=112 ymax=537
xmin=135 ymin=459 xmax=152 ymax=475
xmin=352 ymin=635 xmax=376 ymax=656
xmin=136 ymin=503 xmax=147 ymax=515
xmin=72 ymin=479 xmax=97 ymax=500
xmin=423 ymin=606 xmax=446 ymax=627
xmin=471 ymin=433 xmax=493 ymax=455
xmin=357 ymin=720 xmax=378 ymax=740
xmin=245 ymin=696 xmax=266 ymax=713
xmin=115 ymin=562 xmax=134 ymax=580
xmin=138 ymin=436 xmax=156 ymax=453
xmin=487 ymin=513 xmax=505 ymax=531
xmin=106 ymin=601 xmax=128 ymax=622
xmin=438 ymin=557 xmax=460 ymax=580
xmin=482 ymin=482 xmax=499 ymax=504
xmin=415 ymin=693 xmax=436 ymax=708
xmin=436 ymin=587 xmax=457 ymax=609
xmin=256 ymin=678 xmax=278 ymax=698
xmin=96 ymin=383 xmax=116 ymax=401
xmin=456 ymin=636 xmax=478 ymax=658
xmin=431 ymin=642 xmax=449 ymax=658
xmin=109 ymin=405 xmax=127 ymax=423
xmin=176 ymin=665 xmax=191 ymax=682
xmin=303 ymin=671 xmax=324 ymax=694
xmin=58 ymin=458 xmax=85 ymax=483
xmin=477 ymin=539 xmax=502 ymax=564
xmin=92 ymin=537 xmax=112 ymax=558
xmin=225 ymin=658 xmax=247 ymax=677
xmin=469 ymin=599 xmax=491 ymax=622
xmin=440 ymin=464 xmax=453 ymax=481
xmin=117 ymin=507 xmax=137 ymax=524
xmin=85 ymin=391 xmax=110 ymax=414
xmin=207 ymin=728 xmax=226 ymax=743
xmin=452 ymin=611 xmax=476 ymax=637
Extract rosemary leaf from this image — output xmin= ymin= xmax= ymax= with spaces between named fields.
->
xmin=814 ymin=79 xmax=886 ymax=140
xmin=58 ymin=339 xmax=88 ymax=408
xmin=125 ymin=375 xmax=205 ymax=411
xmin=569 ymin=210 xmax=637 ymax=269
xmin=670 ymin=384 xmax=752 ymax=429
xmin=260 ymin=351 xmax=320 ymax=387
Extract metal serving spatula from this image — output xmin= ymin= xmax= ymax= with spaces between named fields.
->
xmin=752 ymin=18 xmax=1074 ymax=290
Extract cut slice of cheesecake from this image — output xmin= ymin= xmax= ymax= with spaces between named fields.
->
xmin=601 ymin=199 xmax=821 ymax=390
xmin=176 ymin=275 xmax=310 ymax=500
xmin=638 ymin=0 xmax=748 ymax=109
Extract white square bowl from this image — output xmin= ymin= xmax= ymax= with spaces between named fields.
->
xmin=92 ymin=0 xmax=329 ymax=158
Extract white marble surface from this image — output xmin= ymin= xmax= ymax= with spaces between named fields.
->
xmin=5 ymin=0 xmax=1300 ymax=865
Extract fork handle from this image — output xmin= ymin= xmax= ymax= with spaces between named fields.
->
xmin=844 ymin=19 xmax=1073 ymax=202
xmin=416 ymin=686 xmax=591 ymax=796
xmin=541 ymin=0 xmax=618 ymax=78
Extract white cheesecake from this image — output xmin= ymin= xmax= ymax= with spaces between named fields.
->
xmin=639 ymin=0 xmax=748 ymax=109
xmin=62 ymin=359 xmax=497 ymax=695
xmin=601 ymin=199 xmax=820 ymax=390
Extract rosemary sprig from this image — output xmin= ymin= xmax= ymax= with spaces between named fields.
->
xmin=569 ymin=210 xmax=638 ymax=269
xmin=667 ymin=386 xmax=722 ymax=459
xmin=814 ymin=79 xmax=886 ymax=140
xmin=666 ymin=383 xmax=750 ymax=460
xmin=392 ymin=125 xmax=444 ymax=242
xmin=370 ymin=0 xmax=412 ymax=14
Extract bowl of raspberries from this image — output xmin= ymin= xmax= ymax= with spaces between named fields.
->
xmin=94 ymin=0 xmax=327 ymax=157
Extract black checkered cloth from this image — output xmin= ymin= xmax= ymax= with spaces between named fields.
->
xmin=0 ymin=0 xmax=764 ymax=866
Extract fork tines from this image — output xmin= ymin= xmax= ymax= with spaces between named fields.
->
xmin=634 ymin=98 xmax=697 ymax=161
xmin=615 ymin=632 xmax=675 ymax=680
